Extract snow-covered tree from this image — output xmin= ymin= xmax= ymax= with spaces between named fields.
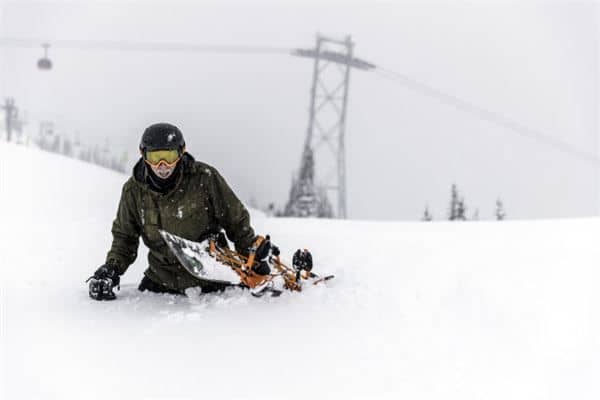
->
xmin=448 ymin=184 xmax=459 ymax=221
xmin=456 ymin=198 xmax=467 ymax=221
xmin=495 ymin=198 xmax=506 ymax=220
xmin=62 ymin=137 xmax=73 ymax=157
xmin=422 ymin=206 xmax=433 ymax=221
xmin=448 ymin=184 xmax=469 ymax=221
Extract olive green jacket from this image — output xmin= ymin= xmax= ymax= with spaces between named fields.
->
xmin=106 ymin=153 xmax=255 ymax=290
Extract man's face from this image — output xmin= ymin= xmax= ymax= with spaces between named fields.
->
xmin=149 ymin=162 xmax=177 ymax=179
xmin=143 ymin=149 xmax=182 ymax=179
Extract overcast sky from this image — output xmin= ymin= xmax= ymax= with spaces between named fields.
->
xmin=1 ymin=0 xmax=599 ymax=221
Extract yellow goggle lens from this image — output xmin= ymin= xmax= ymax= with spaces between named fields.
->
xmin=145 ymin=149 xmax=180 ymax=165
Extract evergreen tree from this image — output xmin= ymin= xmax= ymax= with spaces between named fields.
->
xmin=92 ymin=145 xmax=100 ymax=164
xmin=62 ymin=137 xmax=73 ymax=157
xmin=495 ymin=198 xmax=506 ymax=220
xmin=447 ymin=184 xmax=468 ymax=221
xmin=448 ymin=184 xmax=459 ymax=220
xmin=50 ymin=135 xmax=60 ymax=153
xmin=422 ymin=205 xmax=433 ymax=221
xmin=456 ymin=197 xmax=467 ymax=221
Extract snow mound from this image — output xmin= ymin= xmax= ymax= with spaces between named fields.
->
xmin=2 ymin=141 xmax=600 ymax=400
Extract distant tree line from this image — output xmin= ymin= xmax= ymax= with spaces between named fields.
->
xmin=33 ymin=121 xmax=128 ymax=173
xmin=2 ymin=98 xmax=128 ymax=174
xmin=422 ymin=184 xmax=506 ymax=221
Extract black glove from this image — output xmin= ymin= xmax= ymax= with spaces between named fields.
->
xmin=86 ymin=261 xmax=121 ymax=301
xmin=255 ymin=235 xmax=271 ymax=260
xmin=293 ymin=249 xmax=313 ymax=272
xmin=252 ymin=235 xmax=272 ymax=275
xmin=253 ymin=261 xmax=271 ymax=276
xmin=271 ymin=245 xmax=280 ymax=257
xmin=93 ymin=262 xmax=121 ymax=286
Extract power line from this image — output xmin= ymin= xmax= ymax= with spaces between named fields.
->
xmin=375 ymin=66 xmax=600 ymax=166
xmin=0 ymin=37 xmax=291 ymax=54
xmin=3 ymin=35 xmax=597 ymax=166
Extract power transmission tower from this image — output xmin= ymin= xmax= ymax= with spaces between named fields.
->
xmin=285 ymin=34 xmax=375 ymax=219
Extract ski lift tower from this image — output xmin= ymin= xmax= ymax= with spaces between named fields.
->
xmin=285 ymin=34 xmax=375 ymax=219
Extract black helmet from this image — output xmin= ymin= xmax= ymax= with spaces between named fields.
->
xmin=139 ymin=123 xmax=185 ymax=153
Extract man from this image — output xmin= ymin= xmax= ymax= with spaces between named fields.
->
xmin=88 ymin=122 xmax=257 ymax=299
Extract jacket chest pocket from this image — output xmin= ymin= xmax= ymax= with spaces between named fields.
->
xmin=141 ymin=207 xmax=163 ymax=245
xmin=168 ymin=200 xmax=211 ymax=239
xmin=140 ymin=189 xmax=212 ymax=242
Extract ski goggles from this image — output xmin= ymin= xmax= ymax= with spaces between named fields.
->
xmin=143 ymin=149 xmax=182 ymax=167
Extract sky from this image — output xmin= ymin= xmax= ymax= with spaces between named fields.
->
xmin=1 ymin=0 xmax=599 ymax=221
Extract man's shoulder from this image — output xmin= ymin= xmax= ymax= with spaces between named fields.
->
xmin=187 ymin=159 xmax=221 ymax=179
xmin=121 ymin=176 xmax=140 ymax=194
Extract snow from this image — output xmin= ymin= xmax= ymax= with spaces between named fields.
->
xmin=160 ymin=230 xmax=241 ymax=284
xmin=2 ymin=141 xmax=600 ymax=399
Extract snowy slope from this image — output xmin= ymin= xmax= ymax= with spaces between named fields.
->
xmin=2 ymin=141 xmax=600 ymax=400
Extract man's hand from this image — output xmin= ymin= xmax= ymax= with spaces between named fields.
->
xmin=252 ymin=235 xmax=273 ymax=276
xmin=86 ymin=261 xmax=121 ymax=300
xmin=255 ymin=235 xmax=271 ymax=261
xmin=92 ymin=262 xmax=121 ymax=286
xmin=293 ymin=249 xmax=313 ymax=272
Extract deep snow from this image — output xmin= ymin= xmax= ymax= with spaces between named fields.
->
xmin=2 ymin=141 xmax=600 ymax=400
